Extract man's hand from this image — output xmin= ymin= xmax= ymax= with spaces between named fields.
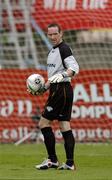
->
xmin=48 ymin=74 xmax=63 ymax=83
xmin=27 ymin=86 xmax=47 ymax=96
xmin=48 ymin=72 xmax=69 ymax=83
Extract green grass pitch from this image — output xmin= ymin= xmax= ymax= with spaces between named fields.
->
xmin=0 ymin=143 xmax=112 ymax=180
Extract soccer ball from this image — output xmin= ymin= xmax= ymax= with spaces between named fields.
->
xmin=27 ymin=73 xmax=45 ymax=93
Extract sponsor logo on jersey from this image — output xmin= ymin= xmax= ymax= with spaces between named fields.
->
xmin=47 ymin=63 xmax=56 ymax=68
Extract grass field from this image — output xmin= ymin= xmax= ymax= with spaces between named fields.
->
xmin=0 ymin=143 xmax=112 ymax=180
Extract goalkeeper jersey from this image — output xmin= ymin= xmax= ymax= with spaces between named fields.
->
xmin=47 ymin=41 xmax=79 ymax=82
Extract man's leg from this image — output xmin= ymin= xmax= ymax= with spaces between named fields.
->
xmin=58 ymin=121 xmax=76 ymax=170
xmin=62 ymin=129 xmax=75 ymax=166
xmin=41 ymin=126 xmax=58 ymax=163
xmin=35 ymin=117 xmax=58 ymax=169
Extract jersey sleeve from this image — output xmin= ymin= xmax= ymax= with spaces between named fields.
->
xmin=59 ymin=43 xmax=72 ymax=60
xmin=59 ymin=43 xmax=79 ymax=74
xmin=64 ymin=56 xmax=79 ymax=74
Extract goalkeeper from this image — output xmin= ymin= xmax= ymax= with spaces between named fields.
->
xmin=29 ymin=23 xmax=79 ymax=170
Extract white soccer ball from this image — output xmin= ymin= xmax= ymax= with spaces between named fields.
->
xmin=27 ymin=73 xmax=45 ymax=93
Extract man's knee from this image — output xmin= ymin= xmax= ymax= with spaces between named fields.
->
xmin=38 ymin=116 xmax=51 ymax=129
xmin=59 ymin=121 xmax=71 ymax=132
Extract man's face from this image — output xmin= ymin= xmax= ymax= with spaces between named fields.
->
xmin=47 ymin=26 xmax=63 ymax=46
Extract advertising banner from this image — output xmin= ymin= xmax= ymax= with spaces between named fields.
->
xmin=0 ymin=69 xmax=112 ymax=143
xmin=32 ymin=0 xmax=112 ymax=30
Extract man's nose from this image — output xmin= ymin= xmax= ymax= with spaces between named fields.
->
xmin=51 ymin=34 xmax=55 ymax=39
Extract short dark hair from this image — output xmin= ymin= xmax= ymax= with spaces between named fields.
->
xmin=47 ymin=23 xmax=61 ymax=32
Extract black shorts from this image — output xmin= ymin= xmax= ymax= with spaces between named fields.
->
xmin=42 ymin=82 xmax=73 ymax=121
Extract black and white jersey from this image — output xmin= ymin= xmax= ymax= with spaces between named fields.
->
xmin=47 ymin=41 xmax=79 ymax=82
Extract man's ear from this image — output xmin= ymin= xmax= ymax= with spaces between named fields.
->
xmin=60 ymin=30 xmax=63 ymax=37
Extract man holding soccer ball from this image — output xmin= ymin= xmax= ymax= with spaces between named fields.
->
xmin=28 ymin=23 xmax=79 ymax=170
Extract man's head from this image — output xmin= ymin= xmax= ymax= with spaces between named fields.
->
xmin=47 ymin=23 xmax=63 ymax=46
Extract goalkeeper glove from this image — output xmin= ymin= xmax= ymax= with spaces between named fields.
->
xmin=27 ymin=85 xmax=47 ymax=96
xmin=48 ymin=72 xmax=68 ymax=83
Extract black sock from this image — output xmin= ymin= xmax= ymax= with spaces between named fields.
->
xmin=62 ymin=130 xmax=75 ymax=166
xmin=41 ymin=127 xmax=58 ymax=163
